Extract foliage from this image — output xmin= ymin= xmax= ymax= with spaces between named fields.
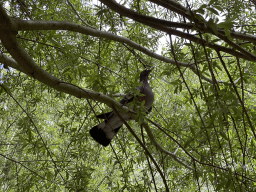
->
xmin=1 ymin=0 xmax=256 ymax=191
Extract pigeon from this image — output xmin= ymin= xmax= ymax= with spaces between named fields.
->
xmin=89 ymin=69 xmax=154 ymax=146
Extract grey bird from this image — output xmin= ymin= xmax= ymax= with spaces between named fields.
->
xmin=89 ymin=69 xmax=154 ymax=146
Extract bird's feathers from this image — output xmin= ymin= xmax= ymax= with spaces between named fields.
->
xmin=96 ymin=111 xmax=114 ymax=119
xmin=89 ymin=125 xmax=111 ymax=147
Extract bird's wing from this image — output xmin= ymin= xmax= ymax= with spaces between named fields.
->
xmin=95 ymin=92 xmax=134 ymax=120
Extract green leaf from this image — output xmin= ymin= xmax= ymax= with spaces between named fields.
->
xmin=206 ymin=7 xmax=219 ymax=15
xmin=219 ymin=131 xmax=228 ymax=141
xmin=207 ymin=18 xmax=218 ymax=35
xmin=209 ymin=0 xmax=217 ymax=5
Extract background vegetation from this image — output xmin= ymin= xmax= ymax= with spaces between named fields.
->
xmin=1 ymin=0 xmax=256 ymax=191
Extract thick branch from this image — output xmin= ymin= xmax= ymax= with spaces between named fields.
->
xmin=149 ymin=0 xmax=256 ymax=42
xmin=148 ymin=0 xmax=189 ymax=18
xmin=99 ymin=0 xmax=256 ymax=61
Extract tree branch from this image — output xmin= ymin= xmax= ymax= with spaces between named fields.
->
xmin=142 ymin=121 xmax=194 ymax=170
xmin=0 ymin=53 xmax=30 ymax=75
xmin=149 ymin=0 xmax=256 ymax=42
xmin=10 ymin=18 xmax=215 ymax=82
xmin=149 ymin=0 xmax=189 ymax=17
xmin=99 ymin=0 xmax=256 ymax=61
xmin=112 ymin=106 xmax=170 ymax=192
xmin=12 ymin=19 xmax=190 ymax=66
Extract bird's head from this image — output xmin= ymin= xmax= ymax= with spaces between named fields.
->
xmin=140 ymin=69 xmax=152 ymax=82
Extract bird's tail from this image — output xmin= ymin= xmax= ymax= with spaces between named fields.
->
xmin=89 ymin=121 xmax=122 ymax=147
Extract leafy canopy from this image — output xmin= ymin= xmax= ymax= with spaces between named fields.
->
xmin=0 ymin=0 xmax=256 ymax=191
